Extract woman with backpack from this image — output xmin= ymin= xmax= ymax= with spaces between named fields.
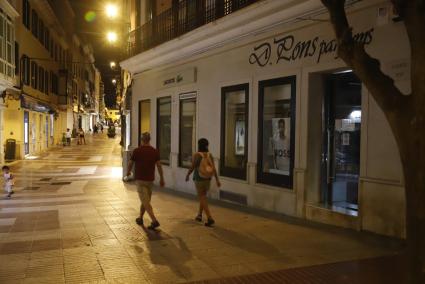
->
xmin=185 ymin=138 xmax=221 ymax=227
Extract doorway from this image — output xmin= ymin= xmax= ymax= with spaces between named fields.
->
xmin=321 ymin=71 xmax=361 ymax=215
xmin=46 ymin=116 xmax=49 ymax=148
xmin=138 ymin=100 xmax=151 ymax=146
xmin=24 ymin=111 xmax=29 ymax=155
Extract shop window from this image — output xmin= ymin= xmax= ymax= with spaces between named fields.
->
xmin=257 ymin=76 xmax=296 ymax=188
xmin=157 ymin=96 xmax=171 ymax=165
xmin=179 ymin=93 xmax=196 ymax=168
xmin=220 ymin=84 xmax=249 ymax=180
xmin=138 ymin=100 xmax=151 ymax=145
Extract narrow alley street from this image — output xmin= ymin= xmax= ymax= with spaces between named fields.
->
xmin=0 ymin=134 xmax=405 ymax=283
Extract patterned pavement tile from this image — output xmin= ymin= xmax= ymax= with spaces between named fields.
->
xmin=0 ymin=135 xmax=406 ymax=283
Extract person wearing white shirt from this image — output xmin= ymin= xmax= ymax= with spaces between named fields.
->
xmin=65 ymin=128 xmax=72 ymax=146
xmin=2 ymin=166 xmax=14 ymax=199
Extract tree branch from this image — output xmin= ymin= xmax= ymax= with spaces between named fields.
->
xmin=321 ymin=0 xmax=411 ymax=114
xmin=394 ymin=0 xmax=425 ymax=109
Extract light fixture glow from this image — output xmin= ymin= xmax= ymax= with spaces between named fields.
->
xmin=112 ymin=79 xmax=117 ymax=84
xmin=333 ymin=69 xmax=353 ymax=75
xmin=110 ymin=167 xmax=123 ymax=178
xmin=106 ymin=31 xmax=118 ymax=43
xmin=105 ymin=3 xmax=119 ymax=19
xmin=349 ymin=110 xmax=361 ymax=120
xmin=110 ymin=61 xmax=116 ymax=69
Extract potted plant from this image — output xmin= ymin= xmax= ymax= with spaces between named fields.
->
xmin=107 ymin=125 xmax=116 ymax=138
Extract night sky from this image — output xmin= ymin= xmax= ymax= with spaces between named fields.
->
xmin=69 ymin=0 xmax=126 ymax=108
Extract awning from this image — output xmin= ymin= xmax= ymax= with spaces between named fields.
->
xmin=6 ymin=86 xmax=21 ymax=96
xmin=20 ymin=94 xmax=55 ymax=113
xmin=1 ymin=86 xmax=21 ymax=101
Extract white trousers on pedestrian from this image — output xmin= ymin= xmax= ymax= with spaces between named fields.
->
xmin=4 ymin=185 xmax=12 ymax=193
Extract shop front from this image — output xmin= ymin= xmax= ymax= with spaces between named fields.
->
xmin=0 ymin=95 xmax=5 ymax=162
xmin=124 ymin=0 xmax=409 ymax=238
xmin=3 ymin=94 xmax=59 ymax=158
xmin=1 ymin=88 xmax=21 ymax=162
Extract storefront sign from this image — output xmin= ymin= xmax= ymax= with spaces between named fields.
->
xmin=158 ymin=67 xmax=196 ymax=89
xmin=249 ymin=28 xmax=374 ymax=67
xmin=20 ymin=95 xmax=52 ymax=113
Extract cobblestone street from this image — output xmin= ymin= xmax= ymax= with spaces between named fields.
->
xmin=0 ymin=135 xmax=405 ymax=283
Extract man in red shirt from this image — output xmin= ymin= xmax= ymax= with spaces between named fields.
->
xmin=127 ymin=132 xmax=165 ymax=230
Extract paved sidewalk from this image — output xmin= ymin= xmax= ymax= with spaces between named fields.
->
xmin=0 ymin=135 xmax=405 ymax=283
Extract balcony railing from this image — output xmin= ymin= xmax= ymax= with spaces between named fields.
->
xmin=127 ymin=0 xmax=259 ymax=56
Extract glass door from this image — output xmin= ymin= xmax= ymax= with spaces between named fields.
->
xmin=179 ymin=93 xmax=196 ymax=168
xmin=46 ymin=116 xmax=49 ymax=147
xmin=24 ymin=111 xmax=29 ymax=155
xmin=138 ymin=100 xmax=151 ymax=146
xmin=321 ymin=72 xmax=361 ymax=214
xmin=157 ymin=97 xmax=171 ymax=165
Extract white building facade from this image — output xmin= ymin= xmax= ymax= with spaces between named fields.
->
xmin=121 ymin=0 xmax=409 ymax=238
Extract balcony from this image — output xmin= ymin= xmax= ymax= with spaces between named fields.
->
xmin=127 ymin=0 xmax=260 ymax=57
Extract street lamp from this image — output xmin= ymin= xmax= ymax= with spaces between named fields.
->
xmin=106 ymin=31 xmax=118 ymax=43
xmin=110 ymin=61 xmax=116 ymax=69
xmin=105 ymin=3 xmax=119 ymax=19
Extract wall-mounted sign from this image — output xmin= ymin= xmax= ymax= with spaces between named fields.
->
xmin=179 ymin=92 xmax=196 ymax=100
xmin=249 ymin=28 xmax=374 ymax=67
xmin=383 ymin=59 xmax=410 ymax=81
xmin=158 ymin=67 xmax=196 ymax=89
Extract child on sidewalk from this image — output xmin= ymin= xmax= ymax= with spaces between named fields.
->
xmin=2 ymin=166 xmax=14 ymax=199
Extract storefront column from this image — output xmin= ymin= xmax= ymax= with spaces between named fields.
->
xmin=0 ymin=88 xmax=6 ymax=162
xmin=0 ymin=106 xmax=4 ymax=163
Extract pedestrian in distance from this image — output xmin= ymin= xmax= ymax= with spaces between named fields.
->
xmin=2 ymin=166 xmax=14 ymax=199
xmin=185 ymin=138 xmax=221 ymax=227
xmin=100 ymin=124 xmax=104 ymax=133
xmin=126 ymin=132 xmax=165 ymax=230
xmin=78 ymin=128 xmax=86 ymax=145
xmin=65 ymin=128 xmax=72 ymax=146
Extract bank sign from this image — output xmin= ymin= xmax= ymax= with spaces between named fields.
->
xmin=249 ymin=28 xmax=374 ymax=67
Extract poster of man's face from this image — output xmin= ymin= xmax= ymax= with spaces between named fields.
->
xmin=272 ymin=118 xmax=290 ymax=140
xmin=269 ymin=118 xmax=291 ymax=175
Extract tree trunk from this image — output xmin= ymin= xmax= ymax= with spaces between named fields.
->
xmin=320 ymin=0 xmax=425 ymax=281
xmin=402 ymin=152 xmax=425 ymax=283
xmin=397 ymin=111 xmax=425 ymax=283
